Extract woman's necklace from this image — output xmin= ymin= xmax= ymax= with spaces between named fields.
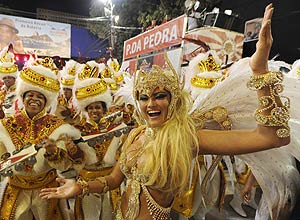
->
xmin=144 ymin=126 xmax=159 ymax=141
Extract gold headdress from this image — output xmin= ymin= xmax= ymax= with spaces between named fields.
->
xmin=133 ymin=54 xmax=182 ymax=119
xmin=107 ymin=58 xmax=120 ymax=72
xmin=0 ymin=46 xmax=18 ymax=79
xmin=73 ymin=60 xmax=112 ymax=118
xmin=197 ymin=54 xmax=221 ymax=72
xmin=78 ymin=61 xmax=101 ymax=80
xmin=191 ymin=53 xmax=222 ymax=89
xmin=32 ymin=57 xmax=59 ymax=74
xmin=17 ymin=57 xmax=60 ymax=110
xmin=59 ymin=59 xmax=82 ymax=89
xmin=185 ymin=51 xmax=224 ymax=100
xmin=100 ymin=58 xmax=124 ymax=91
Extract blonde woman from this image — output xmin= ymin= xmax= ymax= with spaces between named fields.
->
xmin=40 ymin=4 xmax=292 ymax=220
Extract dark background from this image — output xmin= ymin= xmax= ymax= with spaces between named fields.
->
xmin=0 ymin=0 xmax=299 ymax=63
xmin=0 ymin=0 xmax=91 ymax=16
xmin=218 ymin=0 xmax=300 ymax=63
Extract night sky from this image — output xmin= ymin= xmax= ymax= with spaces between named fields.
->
xmin=0 ymin=0 xmax=91 ymax=16
xmin=1 ymin=0 xmax=299 ymax=63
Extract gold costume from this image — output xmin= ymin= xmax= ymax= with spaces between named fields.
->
xmin=74 ymin=117 xmax=125 ymax=220
xmin=0 ymin=109 xmax=73 ymax=220
xmin=117 ymin=125 xmax=172 ymax=220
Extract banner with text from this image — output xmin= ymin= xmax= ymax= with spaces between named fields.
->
xmin=123 ymin=15 xmax=187 ymax=61
xmin=0 ymin=14 xmax=71 ymax=57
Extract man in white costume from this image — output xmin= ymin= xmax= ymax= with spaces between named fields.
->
xmin=72 ymin=60 xmax=127 ymax=220
xmin=0 ymin=57 xmax=96 ymax=220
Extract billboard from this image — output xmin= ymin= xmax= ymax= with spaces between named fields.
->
xmin=123 ymin=15 xmax=187 ymax=61
xmin=0 ymin=14 xmax=71 ymax=58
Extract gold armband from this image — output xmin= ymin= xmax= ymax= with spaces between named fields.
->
xmin=95 ymin=176 xmax=109 ymax=194
xmin=247 ymin=71 xmax=283 ymax=90
xmin=77 ymin=177 xmax=89 ymax=197
xmin=247 ymin=71 xmax=290 ymax=138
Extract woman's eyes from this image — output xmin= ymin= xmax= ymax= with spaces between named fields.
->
xmin=155 ymin=93 xmax=168 ymax=99
xmin=139 ymin=95 xmax=149 ymax=101
xmin=139 ymin=93 xmax=168 ymax=101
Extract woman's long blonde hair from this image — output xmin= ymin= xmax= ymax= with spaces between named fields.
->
xmin=142 ymin=89 xmax=199 ymax=192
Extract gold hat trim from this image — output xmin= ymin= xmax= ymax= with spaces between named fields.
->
xmin=114 ymin=74 xmax=124 ymax=83
xmin=0 ymin=50 xmax=14 ymax=63
xmin=32 ymin=57 xmax=59 ymax=74
xmin=61 ymin=78 xmax=75 ymax=86
xmin=19 ymin=68 xmax=60 ymax=92
xmin=191 ymin=75 xmax=219 ymax=88
xmin=108 ymin=82 xmax=118 ymax=90
xmin=68 ymin=66 xmax=76 ymax=76
xmin=110 ymin=60 xmax=120 ymax=71
xmin=0 ymin=64 xmax=18 ymax=74
xmin=75 ymin=80 xmax=108 ymax=100
xmin=78 ymin=64 xmax=99 ymax=80
xmin=101 ymin=67 xmax=113 ymax=78
xmin=197 ymin=55 xmax=221 ymax=73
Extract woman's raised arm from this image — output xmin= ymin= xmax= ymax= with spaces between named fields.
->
xmin=197 ymin=4 xmax=290 ymax=155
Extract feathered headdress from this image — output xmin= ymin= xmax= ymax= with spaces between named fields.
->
xmin=16 ymin=57 xmax=60 ymax=112
xmin=73 ymin=60 xmax=112 ymax=118
xmin=0 ymin=46 xmax=18 ymax=79
xmin=59 ymin=59 xmax=82 ymax=90
xmin=184 ymin=50 xmax=224 ymax=100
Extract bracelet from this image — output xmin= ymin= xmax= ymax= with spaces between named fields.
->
xmin=77 ymin=177 xmax=89 ymax=197
xmin=255 ymin=106 xmax=290 ymax=138
xmin=247 ymin=71 xmax=283 ymax=90
xmin=95 ymin=176 xmax=109 ymax=194
xmin=248 ymin=71 xmax=290 ymax=138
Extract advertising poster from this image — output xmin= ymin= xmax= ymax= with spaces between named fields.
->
xmin=0 ymin=14 xmax=71 ymax=58
xmin=123 ymin=15 xmax=187 ymax=61
xmin=122 ymin=15 xmax=187 ymax=77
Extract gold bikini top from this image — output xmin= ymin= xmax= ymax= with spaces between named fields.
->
xmin=119 ymin=125 xmax=171 ymax=220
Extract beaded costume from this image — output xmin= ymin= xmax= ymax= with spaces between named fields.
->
xmin=0 ymin=109 xmax=78 ymax=220
xmin=72 ymin=60 xmax=127 ymax=220
xmin=117 ymin=125 xmax=172 ymax=220
xmin=190 ymin=57 xmax=300 ymax=219
xmin=0 ymin=83 xmax=18 ymax=117
xmin=0 ymin=46 xmax=19 ymax=118
xmin=115 ymin=49 xmax=299 ymax=220
xmin=0 ymin=57 xmax=96 ymax=220
xmin=74 ymin=117 xmax=126 ymax=220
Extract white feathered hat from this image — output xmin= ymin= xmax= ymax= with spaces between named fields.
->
xmin=0 ymin=46 xmax=18 ymax=79
xmin=59 ymin=59 xmax=82 ymax=90
xmin=113 ymin=72 xmax=135 ymax=106
xmin=107 ymin=57 xmax=120 ymax=72
xmin=100 ymin=58 xmax=124 ymax=93
xmin=16 ymin=57 xmax=60 ymax=111
xmin=185 ymin=50 xmax=224 ymax=100
xmin=73 ymin=60 xmax=112 ymax=118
